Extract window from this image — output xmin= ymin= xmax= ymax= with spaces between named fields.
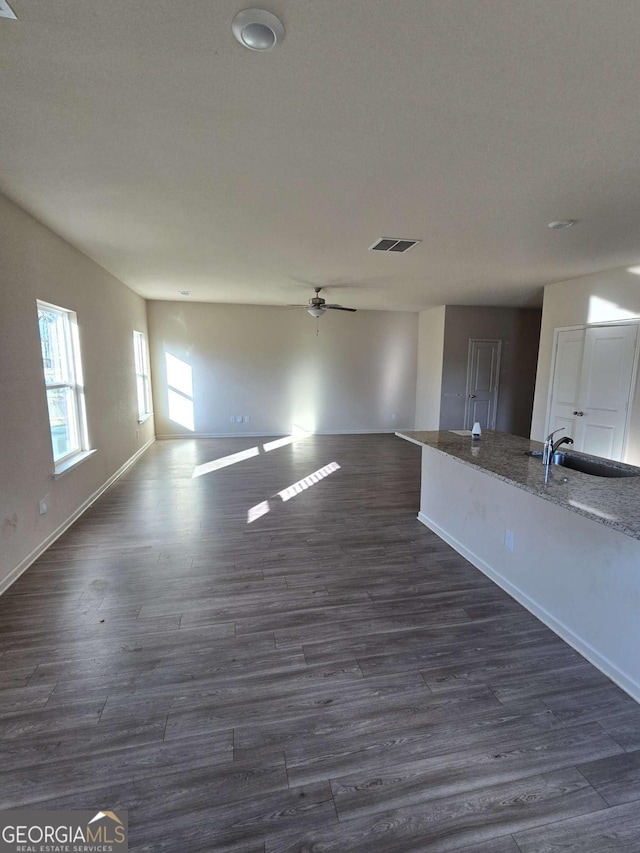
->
xmin=37 ymin=300 xmax=88 ymax=466
xmin=133 ymin=330 xmax=152 ymax=421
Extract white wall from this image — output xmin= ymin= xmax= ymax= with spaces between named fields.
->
xmin=531 ymin=267 xmax=640 ymax=462
xmin=415 ymin=306 xmax=446 ymax=430
xmin=0 ymin=192 xmax=154 ymax=590
xmin=147 ymin=301 xmax=418 ymax=437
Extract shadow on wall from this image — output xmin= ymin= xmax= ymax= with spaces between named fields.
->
xmin=496 ymin=310 xmax=543 ymax=437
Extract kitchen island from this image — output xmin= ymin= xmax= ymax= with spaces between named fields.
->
xmin=396 ymin=429 xmax=640 ymax=703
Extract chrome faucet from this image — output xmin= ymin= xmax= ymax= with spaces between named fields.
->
xmin=542 ymin=428 xmax=565 ymax=464
xmin=552 ymin=435 xmax=574 ymax=455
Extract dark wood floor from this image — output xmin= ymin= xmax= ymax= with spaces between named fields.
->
xmin=2 ymin=434 xmax=640 ymax=852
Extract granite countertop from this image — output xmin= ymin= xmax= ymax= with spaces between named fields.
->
xmin=396 ymin=429 xmax=640 ymax=541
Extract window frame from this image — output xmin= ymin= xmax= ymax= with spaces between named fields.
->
xmin=37 ymin=299 xmax=90 ymax=472
xmin=133 ymin=329 xmax=152 ymax=423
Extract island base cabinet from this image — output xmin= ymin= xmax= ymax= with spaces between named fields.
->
xmin=418 ymin=445 xmax=640 ymax=704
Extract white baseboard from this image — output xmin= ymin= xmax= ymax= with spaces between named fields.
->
xmin=0 ymin=437 xmax=156 ymax=598
xmin=417 ymin=510 xmax=640 ymax=705
xmin=156 ymin=429 xmax=400 ymax=440
xmin=157 ymin=432 xmax=285 ymax=439
xmin=315 ymin=429 xmax=400 ymax=435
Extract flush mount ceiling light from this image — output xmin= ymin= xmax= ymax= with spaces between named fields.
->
xmin=628 ymin=267 xmax=640 ymax=276
xmin=232 ymin=9 xmax=285 ymax=51
xmin=548 ymin=219 xmax=577 ymax=230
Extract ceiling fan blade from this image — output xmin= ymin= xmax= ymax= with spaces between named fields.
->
xmin=324 ymin=305 xmax=356 ymax=312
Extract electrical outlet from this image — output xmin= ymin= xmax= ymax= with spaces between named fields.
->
xmin=39 ymin=495 xmax=50 ymax=515
xmin=236 ymin=415 xmax=243 ymax=424
xmin=230 ymin=416 xmax=236 ymax=423
xmin=391 ymin=413 xmax=397 ymax=422
xmin=244 ymin=415 xmax=250 ymax=423
xmin=505 ymin=529 xmax=515 ymax=551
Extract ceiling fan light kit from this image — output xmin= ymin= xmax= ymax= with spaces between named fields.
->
xmin=302 ymin=287 xmax=356 ymax=319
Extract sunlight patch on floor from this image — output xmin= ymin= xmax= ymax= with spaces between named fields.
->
xmin=192 ymin=446 xmax=260 ymax=478
xmin=246 ymin=461 xmax=341 ymax=523
xmin=277 ymin=462 xmax=341 ymax=502
xmin=193 ymin=425 xmax=313 ymax=479
xmin=263 ymin=425 xmax=312 ymax=452
xmin=247 ymin=500 xmax=271 ymax=523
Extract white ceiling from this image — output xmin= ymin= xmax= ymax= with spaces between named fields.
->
xmin=2 ymin=0 xmax=640 ymax=312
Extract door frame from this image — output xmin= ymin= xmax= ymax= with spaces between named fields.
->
xmin=545 ymin=319 xmax=640 ymax=460
xmin=464 ymin=338 xmax=502 ymax=431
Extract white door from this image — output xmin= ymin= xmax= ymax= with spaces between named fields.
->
xmin=464 ymin=339 xmax=501 ymax=430
xmin=577 ymin=324 xmax=638 ymax=460
xmin=547 ymin=328 xmax=585 ymax=441
xmin=548 ymin=324 xmax=638 ymax=460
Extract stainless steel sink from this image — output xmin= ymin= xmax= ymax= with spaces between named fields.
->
xmin=525 ymin=450 xmax=640 ymax=478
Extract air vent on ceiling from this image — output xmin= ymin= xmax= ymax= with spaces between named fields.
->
xmin=0 ymin=0 xmax=17 ymax=19
xmin=369 ymin=237 xmax=421 ymax=253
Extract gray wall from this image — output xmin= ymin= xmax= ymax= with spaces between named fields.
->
xmin=439 ymin=306 xmax=542 ymax=437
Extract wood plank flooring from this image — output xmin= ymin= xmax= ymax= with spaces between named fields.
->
xmin=2 ymin=434 xmax=640 ymax=852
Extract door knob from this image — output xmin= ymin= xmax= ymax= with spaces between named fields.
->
xmin=573 ymin=411 xmax=584 ymax=416
xmin=469 ymin=394 xmax=476 ymax=399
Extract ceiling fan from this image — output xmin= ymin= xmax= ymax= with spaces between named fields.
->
xmin=295 ymin=287 xmax=357 ymax=318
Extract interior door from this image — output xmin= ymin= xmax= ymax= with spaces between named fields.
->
xmin=547 ymin=328 xmax=585 ymax=441
xmin=577 ymin=324 xmax=638 ymax=460
xmin=547 ymin=323 xmax=638 ymax=460
xmin=464 ymin=339 xmax=502 ymax=430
